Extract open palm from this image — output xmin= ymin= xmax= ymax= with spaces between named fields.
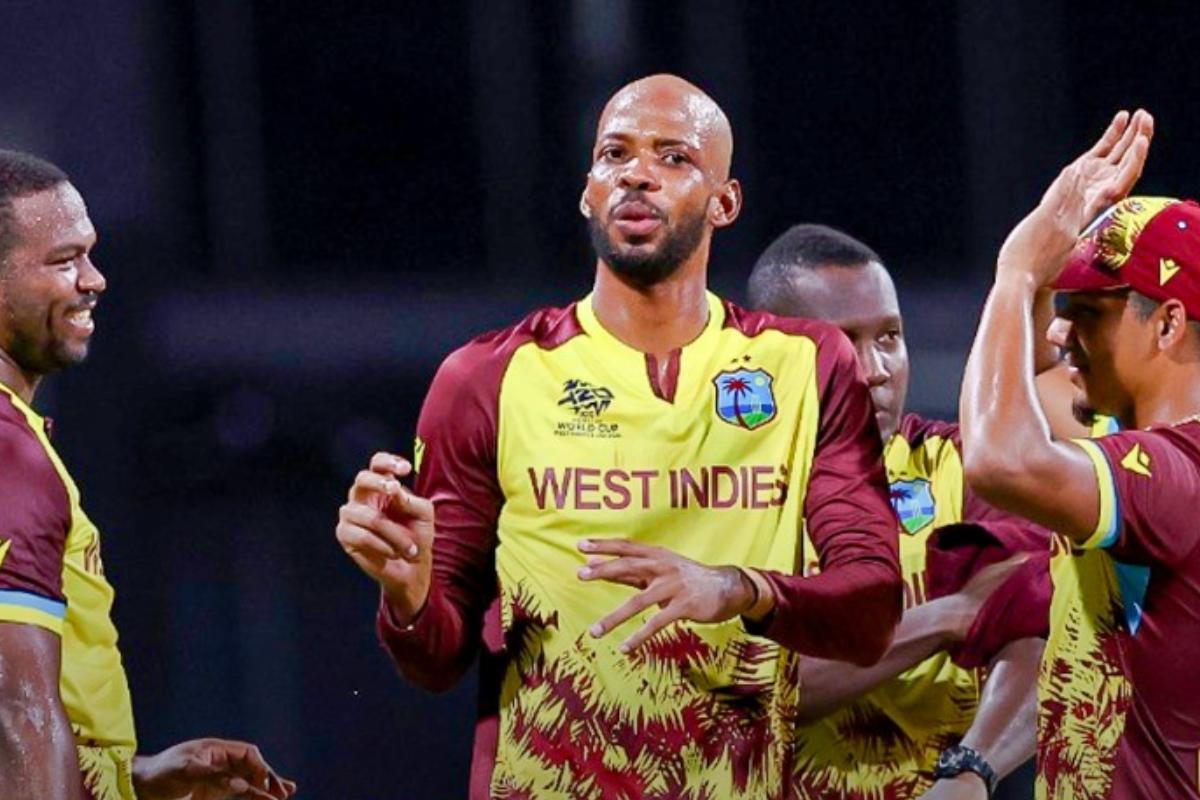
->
xmin=998 ymin=109 xmax=1154 ymax=287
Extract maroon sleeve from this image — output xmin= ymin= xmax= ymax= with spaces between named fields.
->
xmin=754 ymin=328 xmax=903 ymax=666
xmin=1087 ymin=427 xmax=1200 ymax=568
xmin=923 ymin=521 xmax=1051 ymax=667
xmin=376 ymin=340 xmax=507 ymax=692
xmin=0 ymin=414 xmax=69 ymax=603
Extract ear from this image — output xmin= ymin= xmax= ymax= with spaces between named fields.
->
xmin=579 ymin=191 xmax=592 ymax=220
xmin=1157 ymin=297 xmax=1190 ymax=350
xmin=708 ymin=179 xmax=743 ymax=229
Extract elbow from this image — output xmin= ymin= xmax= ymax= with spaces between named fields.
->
xmin=962 ymin=449 xmax=1021 ymax=505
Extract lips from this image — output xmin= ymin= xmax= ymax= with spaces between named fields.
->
xmin=64 ymin=304 xmax=96 ymax=335
xmin=612 ymin=200 xmax=664 ymax=237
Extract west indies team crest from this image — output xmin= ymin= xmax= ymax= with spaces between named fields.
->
xmin=890 ymin=478 xmax=935 ymax=534
xmin=713 ymin=368 xmax=777 ymax=431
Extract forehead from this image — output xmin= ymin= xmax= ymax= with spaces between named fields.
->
xmin=597 ymin=86 xmax=722 ymax=151
xmin=788 ymin=262 xmax=899 ymax=325
xmin=8 ymin=183 xmax=94 ymax=247
xmin=1058 ymin=289 xmax=1128 ymax=314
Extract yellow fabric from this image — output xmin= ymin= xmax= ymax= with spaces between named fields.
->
xmin=0 ymin=383 xmax=137 ymax=799
xmin=490 ymin=292 xmax=819 ymax=798
xmin=1036 ymin=536 xmax=1130 ymax=800
xmin=1071 ymin=439 xmax=1120 ymax=550
xmin=793 ymin=431 xmax=980 ymax=798
xmin=0 ymin=602 xmax=65 ymax=633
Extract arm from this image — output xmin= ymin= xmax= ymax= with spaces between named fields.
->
xmin=0 ymin=623 xmax=83 ymax=800
xmin=1035 ymin=364 xmax=1091 ymax=440
xmin=132 ymin=738 xmax=295 ymax=800
xmin=337 ymin=344 xmax=503 ymax=691
xmin=756 ymin=327 xmax=902 ymax=665
xmin=960 ymin=110 xmax=1153 ymax=544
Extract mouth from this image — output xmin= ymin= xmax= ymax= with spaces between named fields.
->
xmin=611 ymin=200 xmax=664 ymax=238
xmin=63 ymin=304 xmax=96 ymax=336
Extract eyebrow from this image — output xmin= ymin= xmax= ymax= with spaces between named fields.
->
xmin=597 ymin=132 xmax=699 ymax=151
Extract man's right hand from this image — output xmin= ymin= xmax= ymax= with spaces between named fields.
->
xmin=336 ymin=451 xmax=435 ymax=624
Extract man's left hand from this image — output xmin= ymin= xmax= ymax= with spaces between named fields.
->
xmin=132 ymin=738 xmax=297 ymax=800
xmin=578 ymin=538 xmax=765 ymax=653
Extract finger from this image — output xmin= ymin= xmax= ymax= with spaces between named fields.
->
xmin=621 ymin=605 xmax=684 ymax=653
xmin=349 ymin=469 xmax=401 ymax=505
xmin=340 ymin=504 xmax=421 ymax=559
xmin=336 ymin=520 xmax=400 ymax=561
xmin=590 ymin=583 xmax=672 ymax=639
xmin=1110 ymin=135 xmax=1150 ymax=203
xmin=578 ymin=556 xmax=656 ymax=589
xmin=1086 ymin=110 xmax=1129 ymax=158
xmin=387 ymin=483 xmax=435 ymax=525
xmin=578 ymin=538 xmax=658 ymax=558
xmin=1107 ymin=109 xmax=1143 ymax=164
xmin=370 ymin=451 xmax=412 ymax=478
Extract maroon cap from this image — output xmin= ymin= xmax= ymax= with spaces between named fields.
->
xmin=1055 ymin=197 xmax=1200 ymax=320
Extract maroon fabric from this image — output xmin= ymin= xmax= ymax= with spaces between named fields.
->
xmin=644 ymin=348 xmax=681 ymax=403
xmin=0 ymin=392 xmax=70 ymax=604
xmin=726 ymin=303 xmax=903 ymax=666
xmin=1085 ymin=422 xmax=1200 ymax=797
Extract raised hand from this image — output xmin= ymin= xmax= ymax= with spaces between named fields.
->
xmin=997 ymin=109 xmax=1154 ymax=287
xmin=577 ymin=539 xmax=770 ymax=654
xmin=336 ymin=452 xmax=435 ymax=623
xmin=132 ymin=738 xmax=296 ymax=800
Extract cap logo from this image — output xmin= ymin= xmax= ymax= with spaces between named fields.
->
xmin=1160 ymin=258 xmax=1182 ymax=285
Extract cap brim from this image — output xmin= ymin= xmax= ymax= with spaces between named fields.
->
xmin=1053 ymin=242 xmax=1128 ymax=292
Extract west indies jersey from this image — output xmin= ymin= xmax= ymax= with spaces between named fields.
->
xmin=0 ymin=381 xmax=137 ymax=800
xmin=378 ymin=292 xmax=902 ymax=800
xmin=1038 ymin=419 xmax=1200 ymax=799
xmin=793 ymin=413 xmax=1051 ymax=799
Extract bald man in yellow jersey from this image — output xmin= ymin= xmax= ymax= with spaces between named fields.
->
xmin=0 ymin=149 xmax=294 ymax=800
xmin=336 ymin=75 xmax=902 ymax=800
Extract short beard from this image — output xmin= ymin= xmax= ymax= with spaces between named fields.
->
xmin=1071 ymin=396 xmax=1098 ymax=427
xmin=589 ymin=211 xmax=707 ymax=289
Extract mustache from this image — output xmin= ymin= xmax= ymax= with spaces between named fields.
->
xmin=68 ymin=294 xmax=100 ymax=313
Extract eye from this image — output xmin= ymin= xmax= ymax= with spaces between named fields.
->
xmin=599 ymin=145 xmax=626 ymax=162
xmin=879 ymin=329 xmax=902 ymax=345
xmin=662 ymin=151 xmax=688 ymax=165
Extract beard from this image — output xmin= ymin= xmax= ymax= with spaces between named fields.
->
xmin=589 ymin=206 xmax=707 ymax=289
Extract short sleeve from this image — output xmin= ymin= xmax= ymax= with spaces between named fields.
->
xmin=1070 ymin=428 xmax=1200 ymax=567
xmin=0 ymin=421 xmax=70 ymax=634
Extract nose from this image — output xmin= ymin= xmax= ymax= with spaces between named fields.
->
xmin=1046 ymin=316 xmax=1073 ymax=349
xmin=859 ymin=344 xmax=890 ymax=388
xmin=618 ymin=158 xmax=661 ymax=192
xmin=78 ymin=255 xmax=107 ymax=296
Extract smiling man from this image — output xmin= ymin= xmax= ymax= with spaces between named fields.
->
xmin=336 ymin=74 xmax=902 ymax=799
xmin=0 ymin=149 xmax=294 ymax=800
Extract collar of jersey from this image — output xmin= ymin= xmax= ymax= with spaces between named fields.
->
xmin=0 ymin=379 xmax=46 ymax=430
xmin=575 ymin=290 xmax=726 ymax=365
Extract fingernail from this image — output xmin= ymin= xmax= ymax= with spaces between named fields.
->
xmin=578 ymin=540 xmax=594 ymax=551
xmin=407 ymin=543 xmax=419 ymax=558
xmin=578 ymin=566 xmax=592 ymax=579
xmin=589 ymin=623 xmax=603 ymax=637
xmin=619 ymin=642 xmax=632 ymax=654
xmin=394 ymin=458 xmax=406 ymax=471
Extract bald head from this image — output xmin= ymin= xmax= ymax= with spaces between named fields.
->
xmin=598 ymin=74 xmax=733 ymax=181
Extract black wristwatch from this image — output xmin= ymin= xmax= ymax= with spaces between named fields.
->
xmin=933 ymin=745 xmax=998 ymax=798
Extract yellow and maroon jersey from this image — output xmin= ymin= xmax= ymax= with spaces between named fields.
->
xmin=0 ymin=382 xmax=136 ymax=800
xmin=793 ymin=413 xmax=1051 ymax=799
xmin=378 ymin=292 xmax=902 ymax=800
xmin=1038 ymin=419 xmax=1200 ymax=799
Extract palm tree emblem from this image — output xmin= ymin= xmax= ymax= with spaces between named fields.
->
xmin=712 ymin=368 xmax=776 ymax=430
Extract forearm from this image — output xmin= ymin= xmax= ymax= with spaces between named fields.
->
xmin=377 ymin=577 xmax=480 ymax=692
xmin=796 ymin=596 xmax=964 ymax=722
xmin=0 ymin=699 xmax=83 ymax=800
xmin=756 ymin=559 xmax=902 ymax=666
xmin=959 ymin=637 xmax=1043 ymax=779
xmin=1032 ymin=288 xmax=1061 ymax=374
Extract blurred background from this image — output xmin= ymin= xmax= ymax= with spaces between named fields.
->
xmin=3 ymin=1 xmax=1199 ymax=797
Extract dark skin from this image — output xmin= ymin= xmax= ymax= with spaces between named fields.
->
xmin=959 ymin=110 xmax=1176 ymax=545
xmin=337 ymin=75 xmax=776 ymax=653
xmin=0 ymin=184 xmax=295 ymax=800
xmin=759 ymin=261 xmax=1043 ymax=797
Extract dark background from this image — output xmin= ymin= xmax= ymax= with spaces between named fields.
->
xmin=3 ymin=2 xmax=1200 ymax=797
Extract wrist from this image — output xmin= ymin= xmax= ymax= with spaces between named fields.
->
xmin=933 ymin=744 xmax=997 ymax=798
xmin=130 ymin=754 xmax=161 ymax=796
xmin=383 ymin=580 xmax=432 ymax=629
xmin=735 ymin=567 xmax=776 ymax=623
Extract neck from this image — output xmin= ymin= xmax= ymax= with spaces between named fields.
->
xmin=591 ymin=245 xmax=712 ymax=358
xmin=0 ymin=348 xmax=40 ymax=404
xmin=1129 ymin=360 xmax=1200 ymax=429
